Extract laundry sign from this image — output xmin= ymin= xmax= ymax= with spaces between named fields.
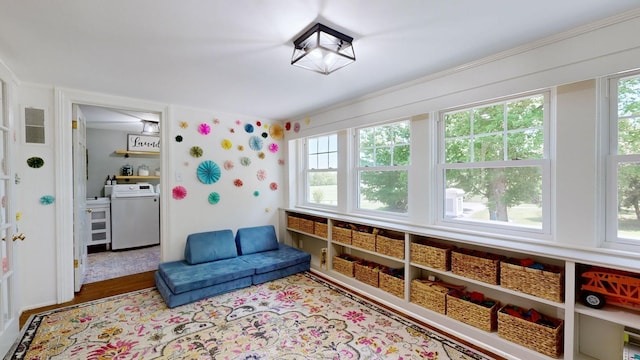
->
xmin=127 ymin=134 xmax=160 ymax=152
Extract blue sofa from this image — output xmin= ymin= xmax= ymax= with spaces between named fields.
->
xmin=154 ymin=225 xmax=311 ymax=308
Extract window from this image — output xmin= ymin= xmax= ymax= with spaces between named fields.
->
xmin=356 ymin=121 xmax=410 ymax=214
xmin=606 ymin=71 xmax=640 ymax=248
xmin=439 ymin=93 xmax=549 ymax=233
xmin=305 ymin=134 xmax=338 ymax=206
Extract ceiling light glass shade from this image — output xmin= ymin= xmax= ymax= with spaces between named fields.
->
xmin=141 ymin=120 xmax=160 ymax=134
xmin=291 ymin=23 xmax=355 ymax=75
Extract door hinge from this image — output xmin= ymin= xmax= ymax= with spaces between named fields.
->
xmin=72 ymin=120 xmax=78 ymax=129
xmin=74 ymin=259 xmax=79 ymax=268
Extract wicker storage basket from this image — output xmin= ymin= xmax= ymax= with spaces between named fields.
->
xmin=314 ymin=222 xmax=328 ymax=238
xmin=298 ymin=218 xmax=314 ymax=234
xmin=451 ymin=249 xmax=504 ymax=285
xmin=332 ymin=256 xmax=357 ymax=277
xmin=376 ymin=235 xmax=405 ymax=259
xmin=354 ymin=262 xmax=380 ymax=288
xmin=500 ymin=260 xmax=564 ymax=302
xmin=379 ymin=271 xmax=404 ymax=298
xmin=287 ymin=215 xmax=299 ymax=230
xmin=352 ymin=231 xmax=376 ymax=251
xmin=446 ymin=294 xmax=499 ymax=332
xmin=410 ymin=279 xmax=450 ymax=314
xmin=498 ymin=305 xmax=564 ymax=358
xmin=410 ymin=239 xmax=454 ymax=270
xmin=332 ymin=226 xmax=352 ymax=245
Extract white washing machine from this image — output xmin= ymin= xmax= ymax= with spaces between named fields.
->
xmin=110 ymin=183 xmax=160 ymax=250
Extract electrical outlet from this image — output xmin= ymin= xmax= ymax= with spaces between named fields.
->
xmin=175 ymin=171 xmax=183 ymax=182
xmin=299 ymin=239 xmax=304 ymax=248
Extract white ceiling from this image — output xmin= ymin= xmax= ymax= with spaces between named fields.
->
xmin=1 ymin=1 xmax=639 ymax=122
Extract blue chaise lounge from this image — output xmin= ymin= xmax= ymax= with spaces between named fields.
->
xmin=155 ymin=225 xmax=310 ymax=308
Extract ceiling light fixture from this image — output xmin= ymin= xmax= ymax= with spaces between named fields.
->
xmin=291 ymin=23 xmax=355 ymax=75
xmin=141 ymin=120 xmax=160 ymax=135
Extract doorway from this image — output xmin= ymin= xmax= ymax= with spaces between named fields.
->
xmin=76 ymin=104 xmax=162 ymax=287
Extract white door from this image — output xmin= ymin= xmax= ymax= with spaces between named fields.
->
xmin=0 ymin=80 xmax=20 ymax=354
xmin=72 ymin=104 xmax=88 ymax=292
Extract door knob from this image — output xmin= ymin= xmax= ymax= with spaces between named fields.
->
xmin=12 ymin=233 xmax=25 ymax=241
xmin=86 ymin=208 xmax=93 ymax=213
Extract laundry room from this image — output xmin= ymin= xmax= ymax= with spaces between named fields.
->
xmin=82 ymin=105 xmax=161 ymax=284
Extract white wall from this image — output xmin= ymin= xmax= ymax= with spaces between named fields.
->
xmin=164 ymin=105 xmax=284 ymax=261
xmin=15 ymin=84 xmax=58 ymax=309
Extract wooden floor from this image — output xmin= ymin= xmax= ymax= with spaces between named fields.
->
xmin=19 ymin=270 xmax=155 ymax=328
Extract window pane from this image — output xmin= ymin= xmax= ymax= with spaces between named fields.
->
xmin=359 ymin=170 xmax=408 ymax=213
xmin=618 ymin=117 xmax=640 ymax=155
xmin=328 ymin=152 xmax=338 ymax=169
xmin=507 ymin=129 xmax=543 ymax=160
xmin=308 ymin=171 xmax=337 ymax=205
xmin=394 ymin=145 xmax=410 ymax=166
xmin=360 ymin=148 xmax=374 ymax=167
xmin=308 ymin=137 xmax=317 ymax=153
xmin=473 ymin=104 xmax=503 ymax=134
xmin=318 ymin=136 xmax=329 ymax=153
xmin=617 ymin=162 xmax=640 ymax=240
xmin=445 ymin=139 xmax=470 ymax=163
xmin=445 ymin=166 xmax=543 ymax=229
xmin=308 ymin=154 xmax=318 ymax=169
xmin=375 ymin=147 xmax=392 ymax=166
xmin=508 ymin=95 xmax=544 ymax=130
xmin=618 ymin=75 xmax=640 ymax=118
xmin=444 ymin=111 xmax=470 ymax=137
xmin=360 ymin=128 xmax=374 ymax=147
xmin=473 ymin=134 xmax=503 ymax=162
xmin=317 ymin=153 xmax=329 ymax=169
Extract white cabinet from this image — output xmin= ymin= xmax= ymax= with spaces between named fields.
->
xmin=283 ymin=209 xmax=640 ymax=360
xmin=87 ymin=199 xmax=111 ymax=249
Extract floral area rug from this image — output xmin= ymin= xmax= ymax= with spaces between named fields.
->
xmin=8 ymin=273 xmax=494 ymax=360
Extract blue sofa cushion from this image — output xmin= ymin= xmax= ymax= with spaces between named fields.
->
xmin=158 ymin=257 xmax=254 ymax=294
xmin=239 ymin=243 xmax=311 ymax=274
xmin=235 ymin=225 xmax=279 ymax=255
xmin=184 ymin=229 xmax=236 ymax=264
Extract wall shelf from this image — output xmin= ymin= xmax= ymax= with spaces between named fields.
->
xmin=114 ymin=150 xmax=159 ymax=157
xmin=114 ymin=175 xmax=159 ymax=181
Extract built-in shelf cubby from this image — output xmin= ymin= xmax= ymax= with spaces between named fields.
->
xmin=282 ymin=208 xmax=640 ymax=360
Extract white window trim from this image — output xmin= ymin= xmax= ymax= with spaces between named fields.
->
xmin=435 ymin=91 xmax=553 ymax=239
xmin=352 ymin=120 xmax=411 ymax=219
xmin=603 ymin=70 xmax=640 ymax=252
xmin=301 ymin=133 xmax=340 ymax=211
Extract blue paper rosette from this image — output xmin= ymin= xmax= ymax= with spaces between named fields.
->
xmin=249 ymin=136 xmax=263 ymax=151
xmin=197 ymin=160 xmax=221 ymax=184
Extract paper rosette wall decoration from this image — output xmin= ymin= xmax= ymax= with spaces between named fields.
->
xmin=249 ymin=136 xmax=263 ymax=151
xmin=27 ymin=157 xmax=44 ymax=168
xmin=197 ymin=160 xmax=221 ymax=184
xmin=208 ymin=192 xmax=220 ymax=204
xmin=244 ymin=124 xmax=254 ymax=133
xmin=198 ymin=123 xmax=211 ymax=135
xmin=190 ymin=146 xmax=203 ymax=157
xmin=240 ymin=157 xmax=251 ymax=166
xmin=40 ymin=195 xmax=55 ymax=205
xmin=269 ymin=124 xmax=284 ymax=140
xmin=172 ymin=186 xmax=187 ymax=200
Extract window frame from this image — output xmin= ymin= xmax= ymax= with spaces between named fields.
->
xmin=436 ymin=91 xmax=552 ymax=238
xmin=604 ymin=70 xmax=640 ymax=251
xmin=302 ymin=132 xmax=339 ymax=209
xmin=353 ymin=119 xmax=411 ymax=217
